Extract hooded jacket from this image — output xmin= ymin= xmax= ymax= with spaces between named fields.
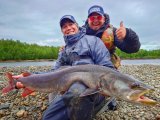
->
xmin=54 ymin=27 xmax=114 ymax=70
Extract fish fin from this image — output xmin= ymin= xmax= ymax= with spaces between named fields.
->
xmin=12 ymin=72 xmax=31 ymax=79
xmin=22 ymin=72 xmax=31 ymax=77
xmin=80 ymin=88 xmax=101 ymax=97
xmin=12 ymin=74 xmax=23 ymax=79
xmin=22 ymin=88 xmax=34 ymax=97
xmin=2 ymin=72 xmax=15 ymax=94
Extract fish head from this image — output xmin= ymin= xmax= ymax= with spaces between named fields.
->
xmin=99 ymin=73 xmax=158 ymax=106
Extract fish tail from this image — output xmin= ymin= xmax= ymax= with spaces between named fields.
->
xmin=2 ymin=72 xmax=34 ymax=97
xmin=22 ymin=88 xmax=34 ymax=97
xmin=2 ymin=72 xmax=15 ymax=94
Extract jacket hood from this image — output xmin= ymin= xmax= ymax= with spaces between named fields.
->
xmin=64 ymin=27 xmax=86 ymax=46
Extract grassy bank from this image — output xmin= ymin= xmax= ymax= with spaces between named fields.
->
xmin=116 ymin=48 xmax=160 ymax=59
xmin=0 ymin=39 xmax=160 ymax=61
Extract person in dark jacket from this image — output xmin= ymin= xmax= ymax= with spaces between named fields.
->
xmin=84 ymin=5 xmax=141 ymax=69
xmin=42 ymin=15 xmax=115 ymax=120
xmin=82 ymin=5 xmax=141 ymax=112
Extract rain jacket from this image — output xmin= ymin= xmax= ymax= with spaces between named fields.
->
xmin=54 ymin=27 xmax=114 ymax=69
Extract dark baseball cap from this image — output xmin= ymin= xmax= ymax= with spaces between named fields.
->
xmin=60 ymin=15 xmax=77 ymax=27
xmin=88 ymin=5 xmax=104 ymax=17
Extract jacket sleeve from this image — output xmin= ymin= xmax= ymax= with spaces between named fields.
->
xmin=114 ymin=27 xmax=141 ymax=53
xmin=51 ymin=52 xmax=63 ymax=71
xmin=90 ymin=36 xmax=115 ymax=69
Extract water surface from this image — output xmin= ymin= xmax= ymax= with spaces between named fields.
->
xmin=0 ymin=59 xmax=160 ymax=67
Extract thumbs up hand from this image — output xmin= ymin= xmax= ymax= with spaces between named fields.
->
xmin=116 ymin=21 xmax=126 ymax=41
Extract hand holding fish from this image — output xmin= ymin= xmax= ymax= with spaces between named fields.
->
xmin=2 ymin=72 xmax=34 ymax=97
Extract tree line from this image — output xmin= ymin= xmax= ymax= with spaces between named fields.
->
xmin=116 ymin=48 xmax=160 ymax=59
xmin=0 ymin=39 xmax=59 ymax=61
xmin=0 ymin=39 xmax=160 ymax=61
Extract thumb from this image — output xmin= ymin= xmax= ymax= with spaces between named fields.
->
xmin=120 ymin=21 xmax=124 ymax=27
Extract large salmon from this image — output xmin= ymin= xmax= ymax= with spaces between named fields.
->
xmin=2 ymin=64 xmax=158 ymax=106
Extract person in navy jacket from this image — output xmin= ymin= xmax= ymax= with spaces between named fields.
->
xmin=83 ymin=5 xmax=141 ymax=69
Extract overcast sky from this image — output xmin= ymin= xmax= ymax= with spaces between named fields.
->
xmin=0 ymin=0 xmax=160 ymax=50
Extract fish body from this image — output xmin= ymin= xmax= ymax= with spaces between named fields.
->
xmin=2 ymin=64 xmax=158 ymax=106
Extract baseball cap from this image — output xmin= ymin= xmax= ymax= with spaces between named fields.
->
xmin=88 ymin=5 xmax=104 ymax=17
xmin=60 ymin=15 xmax=77 ymax=27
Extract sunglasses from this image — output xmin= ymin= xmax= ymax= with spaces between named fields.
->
xmin=89 ymin=15 xmax=103 ymax=21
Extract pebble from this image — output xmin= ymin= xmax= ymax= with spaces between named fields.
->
xmin=0 ymin=110 xmax=5 ymax=117
xmin=41 ymin=105 xmax=47 ymax=111
xmin=23 ymin=111 xmax=28 ymax=117
xmin=156 ymin=114 xmax=160 ymax=120
xmin=0 ymin=103 xmax=10 ymax=110
xmin=16 ymin=109 xmax=26 ymax=117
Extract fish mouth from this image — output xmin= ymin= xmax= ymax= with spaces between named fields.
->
xmin=127 ymin=89 xmax=158 ymax=106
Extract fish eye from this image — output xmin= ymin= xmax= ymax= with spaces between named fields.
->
xmin=131 ymin=82 xmax=141 ymax=89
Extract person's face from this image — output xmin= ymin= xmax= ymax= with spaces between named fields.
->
xmin=61 ymin=20 xmax=79 ymax=36
xmin=88 ymin=13 xmax=105 ymax=31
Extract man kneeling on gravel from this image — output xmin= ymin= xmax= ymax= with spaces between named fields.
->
xmin=42 ymin=15 xmax=116 ymax=120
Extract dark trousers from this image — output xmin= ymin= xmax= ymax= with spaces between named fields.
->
xmin=42 ymin=82 xmax=105 ymax=120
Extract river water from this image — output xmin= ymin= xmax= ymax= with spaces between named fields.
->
xmin=0 ymin=59 xmax=160 ymax=67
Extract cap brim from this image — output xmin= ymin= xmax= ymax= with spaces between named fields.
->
xmin=88 ymin=12 xmax=103 ymax=17
xmin=60 ymin=18 xmax=75 ymax=27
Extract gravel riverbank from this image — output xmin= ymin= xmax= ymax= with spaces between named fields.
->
xmin=0 ymin=65 xmax=160 ymax=120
